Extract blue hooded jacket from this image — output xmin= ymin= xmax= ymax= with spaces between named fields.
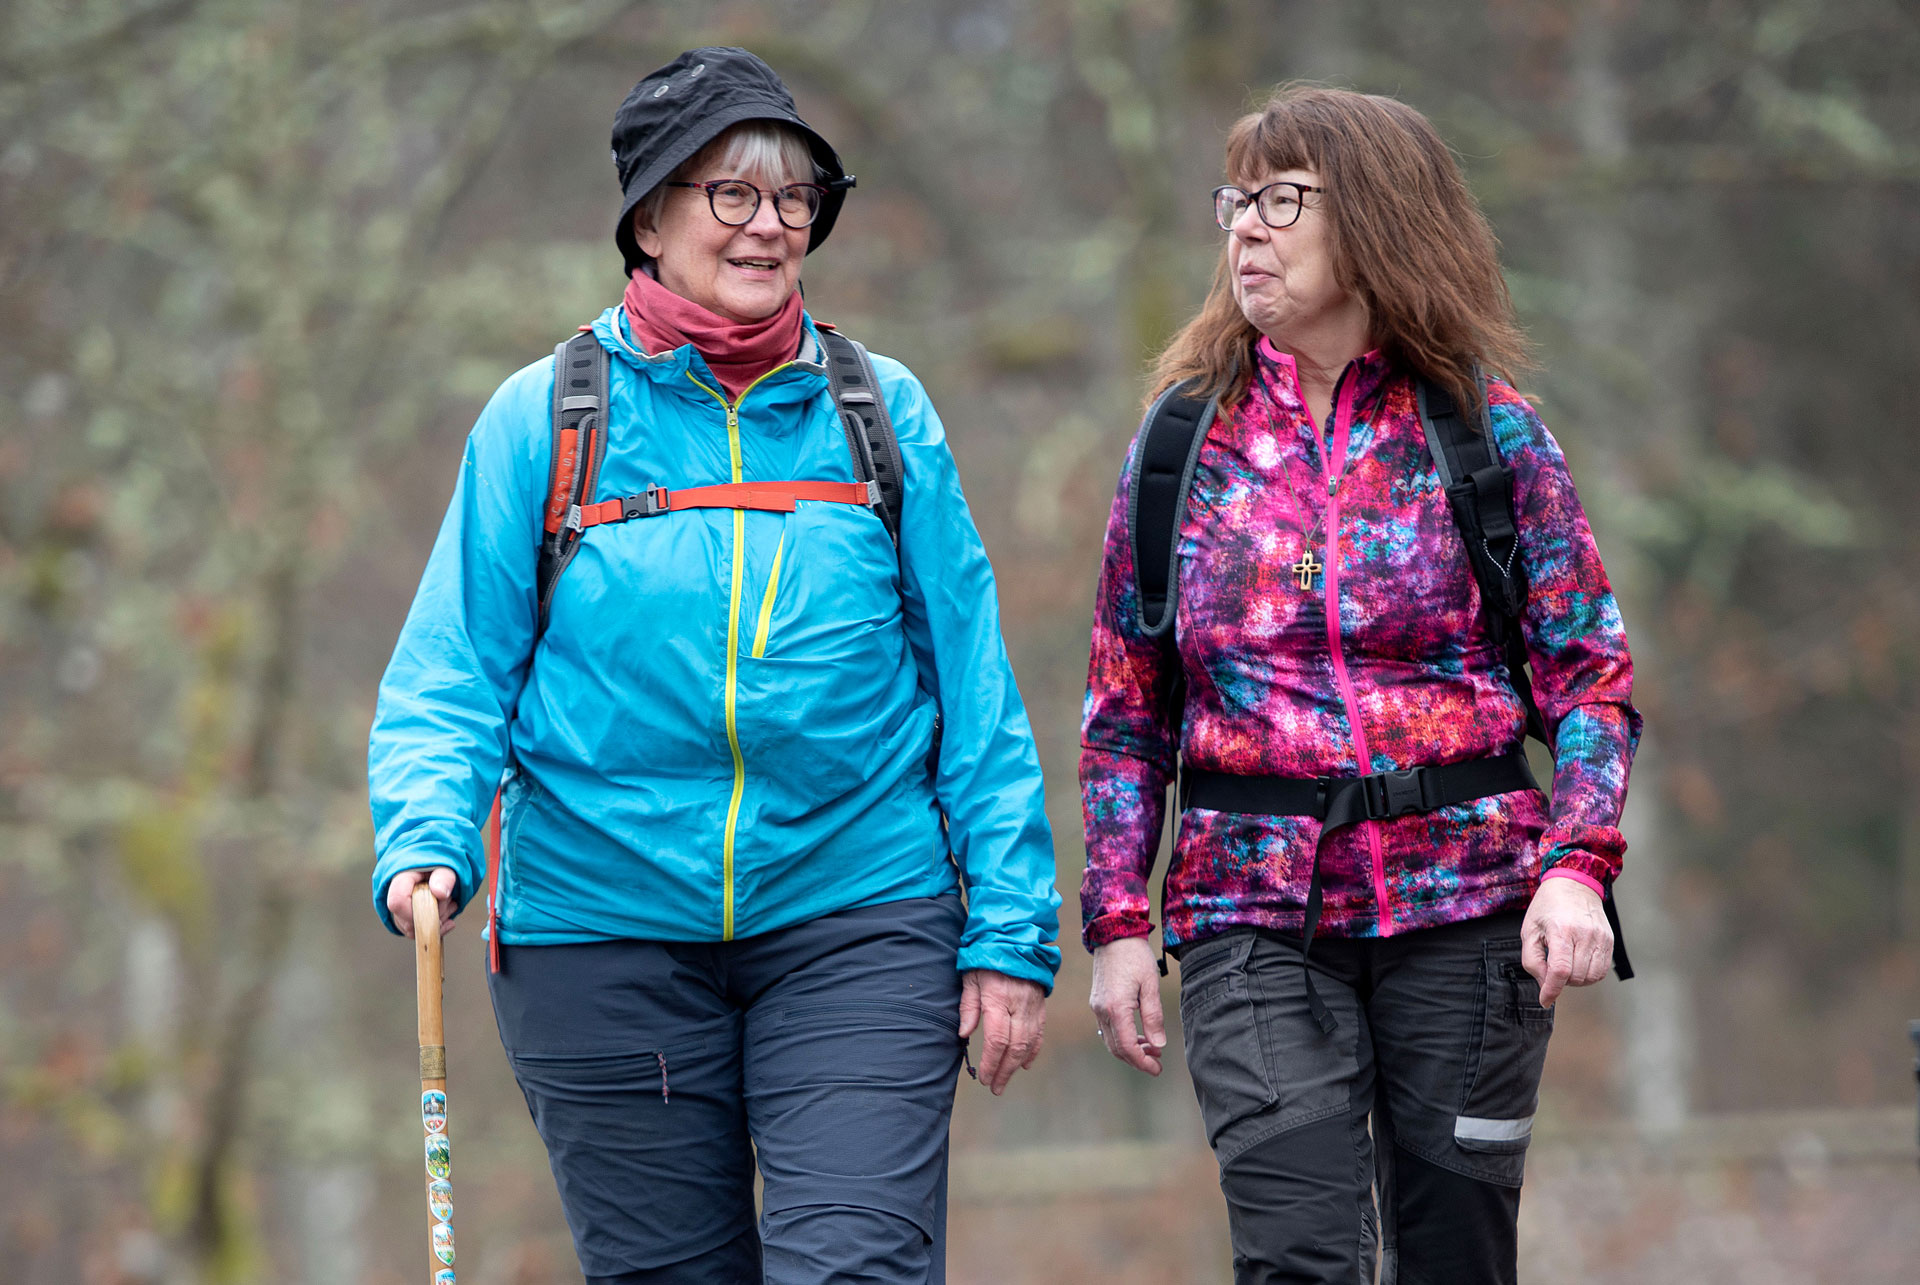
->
xmin=367 ymin=307 xmax=1061 ymax=988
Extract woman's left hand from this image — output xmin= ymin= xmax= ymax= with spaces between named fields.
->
xmin=1520 ymin=877 xmax=1614 ymax=1008
xmin=958 ymin=970 xmax=1047 ymax=1096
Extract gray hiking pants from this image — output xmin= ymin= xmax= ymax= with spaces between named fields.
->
xmin=1178 ymin=910 xmax=1552 ymax=1285
xmin=488 ymin=894 xmax=966 ymax=1284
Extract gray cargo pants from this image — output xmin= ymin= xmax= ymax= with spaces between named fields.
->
xmin=1178 ymin=910 xmax=1551 ymax=1285
xmin=488 ymin=894 xmax=966 ymax=1284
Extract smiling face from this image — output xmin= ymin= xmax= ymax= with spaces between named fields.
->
xmin=633 ymin=155 xmax=811 ymax=324
xmin=1226 ymin=167 xmax=1366 ymax=352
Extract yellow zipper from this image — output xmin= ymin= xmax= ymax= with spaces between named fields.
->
xmin=752 ymin=532 xmax=786 ymax=658
xmin=686 ymin=365 xmax=790 ymax=940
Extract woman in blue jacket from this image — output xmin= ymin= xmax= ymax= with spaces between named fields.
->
xmin=368 ymin=47 xmax=1059 ymax=1285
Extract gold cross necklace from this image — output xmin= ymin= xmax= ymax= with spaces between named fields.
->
xmin=1292 ymin=545 xmax=1323 ymax=591
xmin=1289 ymin=495 xmax=1338 ymax=592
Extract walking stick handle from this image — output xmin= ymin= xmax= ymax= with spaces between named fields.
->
xmin=414 ymin=884 xmax=445 ymax=1072
xmin=412 ymin=883 xmax=455 ymax=1281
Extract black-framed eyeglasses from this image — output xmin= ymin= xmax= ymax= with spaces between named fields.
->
xmin=1212 ymin=181 xmax=1328 ymax=231
xmin=666 ymin=178 xmax=829 ymax=229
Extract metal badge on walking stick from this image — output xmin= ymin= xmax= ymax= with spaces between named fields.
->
xmin=413 ymin=884 xmax=456 ymax=1284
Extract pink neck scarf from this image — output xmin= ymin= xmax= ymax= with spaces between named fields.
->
xmin=623 ymin=269 xmax=805 ymax=399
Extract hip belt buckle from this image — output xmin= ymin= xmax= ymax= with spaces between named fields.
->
xmin=1366 ymin=767 xmax=1433 ymax=819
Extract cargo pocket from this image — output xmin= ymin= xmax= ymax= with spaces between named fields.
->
xmin=507 ymin=1038 xmax=711 ymax=1111
xmin=1178 ymin=932 xmax=1278 ymax=1154
xmin=1455 ymin=940 xmax=1553 ymax=1185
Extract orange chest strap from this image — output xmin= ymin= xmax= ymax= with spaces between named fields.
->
xmin=566 ymin=479 xmax=880 ymax=531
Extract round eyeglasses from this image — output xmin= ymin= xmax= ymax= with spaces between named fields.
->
xmin=666 ymin=179 xmax=828 ymax=229
xmin=1212 ymin=181 xmax=1328 ymax=231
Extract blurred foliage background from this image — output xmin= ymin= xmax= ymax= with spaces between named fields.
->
xmin=3 ymin=1 xmax=1918 ymax=1281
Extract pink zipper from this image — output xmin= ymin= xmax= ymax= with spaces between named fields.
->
xmin=1315 ymin=370 xmax=1395 ymax=935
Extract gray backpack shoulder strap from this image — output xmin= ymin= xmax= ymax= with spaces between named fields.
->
xmin=535 ymin=329 xmax=609 ymax=637
xmin=817 ymin=327 xmax=903 ymax=546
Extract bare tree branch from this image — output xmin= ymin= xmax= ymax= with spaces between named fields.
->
xmin=0 ymin=0 xmax=200 ymax=83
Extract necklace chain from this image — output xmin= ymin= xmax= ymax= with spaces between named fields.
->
xmin=1256 ymin=363 xmax=1391 ymax=592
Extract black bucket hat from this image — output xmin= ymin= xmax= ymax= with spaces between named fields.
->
xmin=611 ymin=47 xmax=854 ymax=274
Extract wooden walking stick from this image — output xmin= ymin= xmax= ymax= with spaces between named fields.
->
xmin=413 ymin=883 xmax=456 ymax=1283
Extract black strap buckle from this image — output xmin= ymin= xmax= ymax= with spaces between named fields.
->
xmin=621 ymin=484 xmax=670 ymax=520
xmin=1365 ymin=767 xmax=1432 ymax=819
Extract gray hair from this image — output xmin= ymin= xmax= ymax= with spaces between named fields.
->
xmin=634 ymin=121 xmax=824 ymax=242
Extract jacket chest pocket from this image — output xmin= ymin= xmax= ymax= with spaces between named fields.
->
xmin=734 ymin=502 xmax=897 ymax=660
xmin=739 ymin=514 xmax=792 ymax=659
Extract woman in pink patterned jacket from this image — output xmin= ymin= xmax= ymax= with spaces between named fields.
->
xmin=1081 ymin=86 xmax=1640 ymax=1284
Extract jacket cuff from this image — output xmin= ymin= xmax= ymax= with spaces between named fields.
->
xmin=1082 ymin=913 xmax=1153 ymax=952
xmin=1539 ymin=850 xmax=1612 ymax=895
xmin=371 ymin=847 xmax=478 ymax=935
xmin=956 ymin=943 xmax=1060 ymax=995
xmin=1540 ymin=866 xmax=1607 ymax=898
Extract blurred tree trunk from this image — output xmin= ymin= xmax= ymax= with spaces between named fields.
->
xmin=1899 ymin=708 xmax=1920 ymax=942
xmin=1567 ymin=2 xmax=1693 ymax=1137
xmin=1068 ymin=0 xmax=1190 ymax=368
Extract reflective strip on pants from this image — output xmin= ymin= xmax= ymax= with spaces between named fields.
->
xmin=1453 ymin=1114 xmax=1535 ymax=1144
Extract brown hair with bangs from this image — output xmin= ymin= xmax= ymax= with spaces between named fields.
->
xmin=1149 ymin=85 xmax=1532 ymax=417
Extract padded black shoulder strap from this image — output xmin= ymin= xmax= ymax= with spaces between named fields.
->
xmin=1419 ymin=372 xmax=1634 ymax=980
xmin=1125 ymin=379 xmax=1214 ymax=980
xmin=1129 ymin=380 xmax=1216 ymax=639
xmin=818 ymin=328 xmax=903 ymax=546
xmin=536 ymin=330 xmax=609 ymax=639
xmin=1417 ymin=373 xmax=1547 ymax=749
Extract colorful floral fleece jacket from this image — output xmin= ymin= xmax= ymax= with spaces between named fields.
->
xmin=1079 ymin=340 xmax=1642 ymax=952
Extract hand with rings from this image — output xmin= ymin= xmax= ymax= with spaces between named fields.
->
xmin=1088 ymin=936 xmax=1167 ymax=1075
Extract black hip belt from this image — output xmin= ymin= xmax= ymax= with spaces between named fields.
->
xmin=1183 ymin=750 xmax=1539 ymax=832
xmin=1176 ymin=750 xmax=1544 ymax=1038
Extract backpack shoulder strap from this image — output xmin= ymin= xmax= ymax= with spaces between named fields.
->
xmin=1129 ymin=379 xmax=1216 ymax=638
xmin=535 ymin=329 xmax=609 ymax=638
xmin=1416 ymin=370 xmax=1544 ymax=741
xmin=817 ymin=327 xmax=903 ymax=546
xmin=1125 ymin=379 xmax=1213 ymax=981
xmin=1418 ymin=371 xmax=1634 ymax=980
xmin=1417 ymin=368 xmax=1496 ymax=489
